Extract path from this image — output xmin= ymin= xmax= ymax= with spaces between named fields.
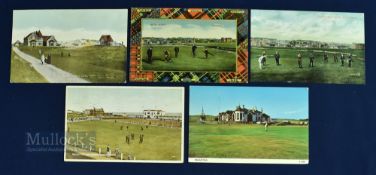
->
xmin=13 ymin=47 xmax=89 ymax=83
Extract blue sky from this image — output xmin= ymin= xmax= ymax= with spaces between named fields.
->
xmin=142 ymin=19 xmax=237 ymax=39
xmin=190 ymin=86 xmax=308 ymax=119
xmin=12 ymin=9 xmax=128 ymax=43
xmin=66 ymin=87 xmax=183 ymax=113
xmin=251 ymin=10 xmax=364 ymax=44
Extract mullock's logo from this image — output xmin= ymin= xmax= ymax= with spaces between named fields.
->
xmin=25 ymin=132 xmax=96 ymax=152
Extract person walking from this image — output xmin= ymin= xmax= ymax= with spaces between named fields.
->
xmin=47 ymin=53 xmax=52 ymax=64
xmin=40 ymin=53 xmax=45 ymax=65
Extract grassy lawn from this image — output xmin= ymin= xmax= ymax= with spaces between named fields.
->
xmin=10 ymin=50 xmax=47 ymax=83
xmin=189 ymin=121 xmax=308 ymax=159
xmin=19 ymin=45 xmax=126 ymax=83
xmin=251 ymin=47 xmax=365 ymax=84
xmin=67 ymin=119 xmax=182 ymax=161
xmin=141 ymin=45 xmax=236 ymax=72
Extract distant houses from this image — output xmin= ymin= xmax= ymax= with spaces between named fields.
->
xmin=66 ymin=107 xmax=105 ymax=122
xmin=98 ymin=34 xmax=124 ymax=46
xmin=220 ymin=37 xmax=235 ymax=43
xmin=352 ymin=43 xmax=365 ymax=49
xmin=143 ymin=38 xmax=169 ymax=45
xmin=251 ymin=37 xmax=278 ymax=47
xmin=60 ymin=39 xmax=100 ymax=47
xmin=23 ymin=30 xmax=57 ymax=47
xmin=251 ymin=37 xmax=362 ymax=50
xmin=20 ymin=31 xmax=123 ymax=48
xmin=142 ymin=37 xmax=234 ymax=46
xmin=218 ymin=105 xmax=270 ymax=123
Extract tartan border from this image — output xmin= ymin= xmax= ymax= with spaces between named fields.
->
xmin=130 ymin=8 xmax=249 ymax=83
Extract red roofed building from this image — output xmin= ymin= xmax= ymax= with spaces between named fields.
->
xmin=24 ymin=30 xmax=57 ymax=47
xmin=42 ymin=36 xmax=57 ymax=47
xmin=99 ymin=35 xmax=114 ymax=46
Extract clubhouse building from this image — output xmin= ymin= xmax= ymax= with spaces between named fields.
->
xmin=84 ymin=107 xmax=105 ymax=117
xmin=218 ymin=105 xmax=271 ymax=123
xmin=143 ymin=109 xmax=165 ymax=119
xmin=24 ymin=30 xmax=57 ymax=47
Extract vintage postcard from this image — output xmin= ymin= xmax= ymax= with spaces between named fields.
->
xmin=251 ymin=10 xmax=365 ymax=84
xmin=64 ymin=86 xmax=184 ymax=163
xmin=11 ymin=9 xmax=127 ymax=83
xmin=130 ymin=8 xmax=249 ymax=83
xmin=189 ymin=86 xmax=309 ymax=164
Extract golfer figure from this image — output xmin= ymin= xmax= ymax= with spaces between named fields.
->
xmin=297 ymin=52 xmax=303 ymax=68
xmin=164 ymin=50 xmax=171 ymax=62
xmin=174 ymin=46 xmax=179 ymax=58
xmin=106 ymin=145 xmax=111 ymax=158
xmin=262 ymin=51 xmax=267 ymax=65
xmin=274 ymin=51 xmax=280 ymax=65
xmin=147 ymin=47 xmax=153 ymax=63
xmin=340 ymin=53 xmax=345 ymax=66
xmin=204 ymin=48 xmax=209 ymax=59
xmin=348 ymin=53 xmax=353 ymax=67
xmin=334 ymin=54 xmax=338 ymax=63
xmin=192 ymin=44 xmax=197 ymax=57
xmin=323 ymin=51 xmax=328 ymax=63
xmin=258 ymin=55 xmax=266 ymax=70
xmin=264 ymin=122 xmax=268 ymax=132
xmin=309 ymin=52 xmax=314 ymax=67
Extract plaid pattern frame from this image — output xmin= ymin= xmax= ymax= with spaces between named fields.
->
xmin=130 ymin=8 xmax=249 ymax=83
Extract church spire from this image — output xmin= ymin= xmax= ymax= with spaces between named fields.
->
xmin=200 ymin=106 xmax=206 ymax=121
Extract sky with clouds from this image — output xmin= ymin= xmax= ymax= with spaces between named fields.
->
xmin=142 ymin=19 xmax=237 ymax=39
xmin=66 ymin=87 xmax=184 ymax=113
xmin=12 ymin=9 xmax=128 ymax=44
xmin=251 ymin=10 xmax=364 ymax=44
xmin=190 ymin=86 xmax=308 ymax=119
